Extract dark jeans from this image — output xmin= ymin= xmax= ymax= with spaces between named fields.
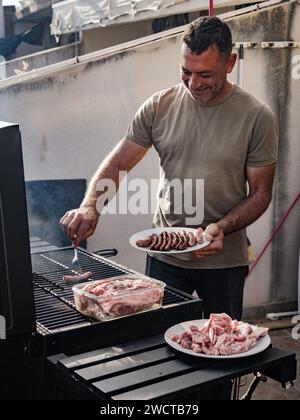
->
xmin=146 ymin=255 xmax=248 ymax=320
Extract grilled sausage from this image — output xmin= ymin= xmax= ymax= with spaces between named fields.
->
xmin=188 ymin=232 xmax=197 ymax=247
xmin=160 ymin=231 xmax=170 ymax=251
xmin=154 ymin=233 xmax=164 ymax=250
xmin=170 ymin=232 xmax=176 ymax=249
xmin=196 ymin=228 xmax=204 ymax=244
xmin=179 ymin=231 xmax=189 ymax=250
xmin=136 ymin=235 xmax=153 ymax=248
xmin=164 ymin=232 xmax=173 ymax=251
xmin=158 ymin=231 xmax=166 ymax=251
xmin=176 ymin=233 xmax=184 ymax=250
xmin=149 ymin=234 xmax=159 ymax=250
xmin=173 ymin=232 xmax=181 ymax=249
xmin=63 ymin=271 xmax=92 ymax=283
xmin=136 ymin=229 xmax=204 ymax=252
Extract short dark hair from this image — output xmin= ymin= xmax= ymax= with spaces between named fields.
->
xmin=183 ymin=17 xmax=232 ymax=58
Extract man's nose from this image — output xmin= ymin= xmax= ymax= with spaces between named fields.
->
xmin=189 ymin=73 xmax=202 ymax=90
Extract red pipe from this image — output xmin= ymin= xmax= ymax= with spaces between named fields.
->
xmin=209 ymin=0 xmax=214 ymax=16
xmin=247 ymin=191 xmax=300 ymax=278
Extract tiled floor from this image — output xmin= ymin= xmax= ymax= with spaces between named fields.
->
xmin=239 ymin=329 xmax=300 ymax=400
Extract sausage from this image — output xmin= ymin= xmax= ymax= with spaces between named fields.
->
xmin=170 ymin=233 xmax=175 ymax=249
xmin=176 ymin=233 xmax=184 ymax=250
xmin=63 ymin=271 xmax=92 ymax=283
xmin=164 ymin=232 xmax=173 ymax=251
xmin=136 ymin=234 xmax=153 ymax=248
xmin=196 ymin=228 xmax=204 ymax=244
xmin=154 ymin=233 xmax=164 ymax=250
xmin=160 ymin=231 xmax=168 ymax=251
xmin=170 ymin=232 xmax=176 ymax=249
xmin=136 ymin=229 xmax=203 ymax=252
xmin=149 ymin=234 xmax=159 ymax=250
xmin=188 ymin=232 xmax=197 ymax=247
xmin=179 ymin=231 xmax=189 ymax=250
xmin=172 ymin=232 xmax=180 ymax=249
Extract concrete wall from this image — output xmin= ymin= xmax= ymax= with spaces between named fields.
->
xmin=0 ymin=1 xmax=299 ymax=312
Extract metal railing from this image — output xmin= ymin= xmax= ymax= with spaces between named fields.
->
xmin=0 ymin=35 xmax=81 ymax=81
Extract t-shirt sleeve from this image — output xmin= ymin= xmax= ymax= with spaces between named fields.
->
xmin=124 ymin=95 xmax=157 ymax=148
xmin=246 ymin=104 xmax=279 ymax=167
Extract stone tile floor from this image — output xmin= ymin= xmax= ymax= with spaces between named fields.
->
xmin=239 ymin=328 xmax=300 ymax=400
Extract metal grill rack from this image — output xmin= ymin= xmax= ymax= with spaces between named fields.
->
xmin=31 ymin=248 xmax=191 ymax=335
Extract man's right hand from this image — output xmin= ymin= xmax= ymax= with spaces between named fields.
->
xmin=59 ymin=206 xmax=100 ymax=247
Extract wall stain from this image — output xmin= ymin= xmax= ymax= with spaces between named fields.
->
xmin=0 ymin=49 xmax=137 ymax=96
xmin=84 ymin=49 xmax=136 ymax=73
xmin=0 ymin=34 xmax=176 ymax=96
xmin=39 ymin=135 xmax=48 ymax=163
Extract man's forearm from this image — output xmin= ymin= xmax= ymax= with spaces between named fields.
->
xmin=217 ymin=191 xmax=272 ymax=236
xmin=80 ymin=139 xmax=149 ymax=212
xmin=81 ymin=156 xmax=120 ymax=210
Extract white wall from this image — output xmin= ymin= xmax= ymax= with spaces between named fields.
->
xmin=0 ymin=1 xmax=299 ymax=310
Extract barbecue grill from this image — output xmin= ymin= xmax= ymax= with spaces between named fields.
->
xmin=0 ymin=122 xmax=297 ymax=400
xmin=30 ymin=243 xmax=203 ymax=355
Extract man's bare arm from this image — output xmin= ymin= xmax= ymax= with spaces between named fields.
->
xmin=217 ymin=164 xmax=276 ymax=235
xmin=194 ymin=164 xmax=276 ymax=258
xmin=60 ymin=138 xmax=149 ymax=245
xmin=81 ymin=138 xmax=149 ymax=209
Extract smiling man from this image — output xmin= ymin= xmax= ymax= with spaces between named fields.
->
xmin=181 ymin=36 xmax=235 ymax=105
xmin=60 ymin=17 xmax=278 ymax=322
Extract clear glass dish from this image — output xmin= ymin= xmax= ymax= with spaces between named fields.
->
xmin=72 ymin=274 xmax=166 ymax=321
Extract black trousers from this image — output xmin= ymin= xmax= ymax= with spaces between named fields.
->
xmin=146 ymin=255 xmax=248 ymax=321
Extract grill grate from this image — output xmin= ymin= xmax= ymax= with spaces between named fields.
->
xmin=32 ymin=249 xmax=190 ymax=334
xmin=34 ymin=286 xmax=91 ymax=335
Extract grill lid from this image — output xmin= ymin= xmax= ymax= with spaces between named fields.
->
xmin=0 ymin=123 xmax=35 ymax=338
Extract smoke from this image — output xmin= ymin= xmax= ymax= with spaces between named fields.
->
xmin=25 ymin=179 xmax=87 ymax=247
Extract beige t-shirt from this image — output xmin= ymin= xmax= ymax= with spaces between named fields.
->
xmin=125 ymin=83 xmax=278 ymax=269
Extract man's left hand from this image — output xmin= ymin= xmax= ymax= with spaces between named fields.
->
xmin=193 ymin=223 xmax=224 ymax=258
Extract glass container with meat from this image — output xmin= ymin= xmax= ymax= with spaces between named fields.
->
xmin=72 ymin=274 xmax=166 ymax=321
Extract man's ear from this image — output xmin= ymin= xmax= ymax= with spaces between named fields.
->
xmin=227 ymin=53 xmax=237 ymax=74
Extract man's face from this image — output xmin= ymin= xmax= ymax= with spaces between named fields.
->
xmin=181 ymin=43 xmax=236 ymax=104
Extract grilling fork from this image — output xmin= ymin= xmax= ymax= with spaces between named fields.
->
xmin=72 ymin=248 xmax=82 ymax=274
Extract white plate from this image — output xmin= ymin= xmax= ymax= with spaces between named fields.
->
xmin=129 ymin=227 xmax=211 ymax=254
xmin=164 ymin=319 xmax=271 ymax=359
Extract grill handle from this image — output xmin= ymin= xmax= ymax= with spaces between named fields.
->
xmin=93 ymin=248 xmax=118 ymax=258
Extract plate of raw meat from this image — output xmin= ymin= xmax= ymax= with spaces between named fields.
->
xmin=130 ymin=227 xmax=210 ymax=254
xmin=165 ymin=313 xmax=271 ymax=359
